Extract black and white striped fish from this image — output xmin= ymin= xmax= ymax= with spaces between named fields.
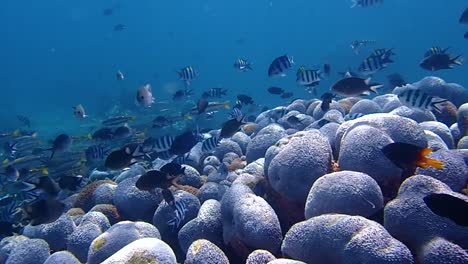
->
xmin=351 ymin=40 xmax=376 ymax=54
xmin=228 ymin=108 xmax=243 ymax=120
xmin=234 ymin=58 xmax=253 ymax=72
xmin=203 ymin=88 xmax=227 ymax=98
xmin=153 ymin=136 xmax=175 ymax=152
xmin=358 ymin=55 xmax=393 ymax=75
xmin=424 ymin=47 xmax=450 ymax=58
xmin=162 ymin=189 xmax=188 ymax=230
xmin=172 ymin=153 xmax=190 ymax=165
xmin=85 ymin=144 xmax=110 ymax=161
xmin=351 ymin=0 xmax=383 ymax=8
xmin=202 ymin=136 xmax=221 ymax=153
xmin=177 ymin=66 xmax=198 ymax=86
xmin=296 ymin=66 xmax=322 ymax=87
xmin=371 ymin=48 xmax=395 ymax=59
xmin=344 ymin=113 xmax=365 ymax=121
xmin=396 ymin=89 xmax=448 ymax=113
xmin=268 ymin=55 xmax=294 ymax=77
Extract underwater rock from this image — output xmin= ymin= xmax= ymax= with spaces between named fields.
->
xmin=246 ymin=124 xmax=286 ymax=163
xmin=457 ymin=103 xmax=468 ymax=138
xmin=87 ymin=221 xmax=161 ymax=264
xmin=242 ymin=158 xmax=264 ymax=178
xmin=458 ymin=136 xmax=468 ymax=149
xmin=203 ymin=155 xmax=220 ymax=168
xmin=416 ymin=150 xmax=468 ymax=191
xmin=305 ymin=100 xmax=321 ymax=116
xmin=67 ymin=223 xmax=103 ymax=263
xmin=203 ymin=164 xmax=217 ymax=176
xmin=420 ymin=121 xmax=455 ymax=149
xmin=286 ymin=102 xmax=306 ymax=113
xmin=222 ymin=188 xmax=282 ymax=254
xmin=373 ymin=94 xmax=398 ymax=109
xmin=382 ymin=98 xmax=403 ymax=113
xmin=223 ymin=152 xmax=240 ymax=165
xmin=178 ymin=165 xmax=202 ymax=188
xmin=89 ymin=204 xmax=121 ymax=225
xmin=22 ymin=214 xmax=76 ymax=251
xmin=178 ymin=199 xmax=223 ymax=255
xmin=305 ymin=171 xmax=383 ymax=219
xmin=312 ymin=101 xmax=345 ymax=120
xmin=335 ymin=113 xmax=427 ymax=156
xmin=338 ymin=124 xmax=403 ymax=194
xmin=384 ymin=175 xmax=468 ymax=255
xmin=0 ymin=236 xmax=28 ymax=263
xmin=267 ymin=260 xmax=307 ymax=264
xmin=114 ymin=164 xmax=146 ymax=183
xmin=424 ymin=130 xmax=449 ymax=151
xmin=43 ymin=251 xmax=81 ymax=264
xmin=73 ymin=180 xmax=115 ymax=211
xmin=101 ymin=238 xmax=176 ymax=264
xmin=246 ymin=249 xmax=276 ymax=264
xmin=185 ymin=239 xmax=229 ymax=264
xmin=390 ymin=106 xmax=436 ymax=123
xmin=266 ymin=130 xmax=332 ymax=203
xmin=450 ymin=123 xmax=462 ymax=143
xmin=319 ymin=122 xmax=340 ymax=159
xmin=93 ymin=183 xmax=117 ymax=205
xmin=282 ymin=214 xmax=413 ymax=264
xmin=432 ymin=100 xmax=458 ymax=127
xmin=5 ymin=238 xmax=50 ymax=264
xmin=113 ymin=176 xmax=163 ymax=221
xmin=349 ymin=99 xmax=382 ymax=115
xmin=231 ymin=132 xmax=251 ymax=154
xmin=198 ymin=182 xmax=222 ymax=203
xmin=79 ymin=211 xmax=110 ymax=232
xmin=214 ymin=139 xmax=243 ymax=159
xmin=419 ymin=237 xmax=468 ymax=264
xmin=338 ymin=97 xmax=361 ymax=114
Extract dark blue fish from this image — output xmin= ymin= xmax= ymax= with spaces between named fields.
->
xmin=17 ymin=115 xmax=31 ymax=127
xmin=49 ymin=134 xmax=72 ymax=160
xmin=170 ymin=131 xmax=200 ymax=156
xmin=113 ymin=24 xmax=126 ymax=32
xmin=424 ymin=193 xmax=468 ymax=226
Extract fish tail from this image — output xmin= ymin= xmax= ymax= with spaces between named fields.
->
xmin=452 ymin=55 xmax=463 ymax=65
xmin=420 ymin=157 xmax=444 ymax=169
xmin=369 ymin=84 xmax=383 ymax=94
xmin=419 ymin=148 xmax=444 ymax=169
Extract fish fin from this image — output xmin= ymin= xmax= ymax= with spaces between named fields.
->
xmin=2 ymin=159 xmax=8 ymax=165
xmin=369 ymin=84 xmax=382 ymax=94
xmin=364 ymin=77 xmax=372 ymax=85
xmin=427 ymin=158 xmax=444 ymax=169
xmin=452 ymin=55 xmax=463 ymax=65
xmin=12 ymin=129 xmax=21 ymax=137
xmin=360 ymin=91 xmax=371 ymax=96
xmin=350 ymin=0 xmax=358 ymax=8
xmin=430 ymin=98 xmax=448 ymax=113
xmin=223 ymin=102 xmax=230 ymax=109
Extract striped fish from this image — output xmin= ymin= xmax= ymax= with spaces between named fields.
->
xmin=371 ymin=48 xmax=395 ymax=59
xmin=296 ymin=66 xmax=322 ymax=87
xmin=351 ymin=40 xmax=376 ymax=54
xmin=153 ymin=136 xmax=175 ymax=152
xmin=177 ymin=66 xmax=198 ymax=86
xmin=228 ymin=108 xmax=243 ymax=121
xmin=351 ymin=0 xmax=383 ymax=8
xmin=234 ymin=58 xmax=253 ymax=72
xmin=424 ymin=47 xmax=449 ymax=58
xmin=397 ymin=89 xmax=447 ymax=113
xmin=268 ymin=55 xmax=294 ymax=77
xmin=203 ymin=88 xmax=227 ymax=98
xmin=202 ymin=136 xmax=221 ymax=153
xmin=172 ymin=153 xmax=190 ymax=165
xmin=85 ymin=144 xmax=110 ymax=161
xmin=358 ymin=55 xmax=393 ymax=75
xmin=166 ymin=197 xmax=188 ymax=231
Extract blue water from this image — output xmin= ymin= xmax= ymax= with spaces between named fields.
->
xmin=1 ymin=0 xmax=467 ymax=136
